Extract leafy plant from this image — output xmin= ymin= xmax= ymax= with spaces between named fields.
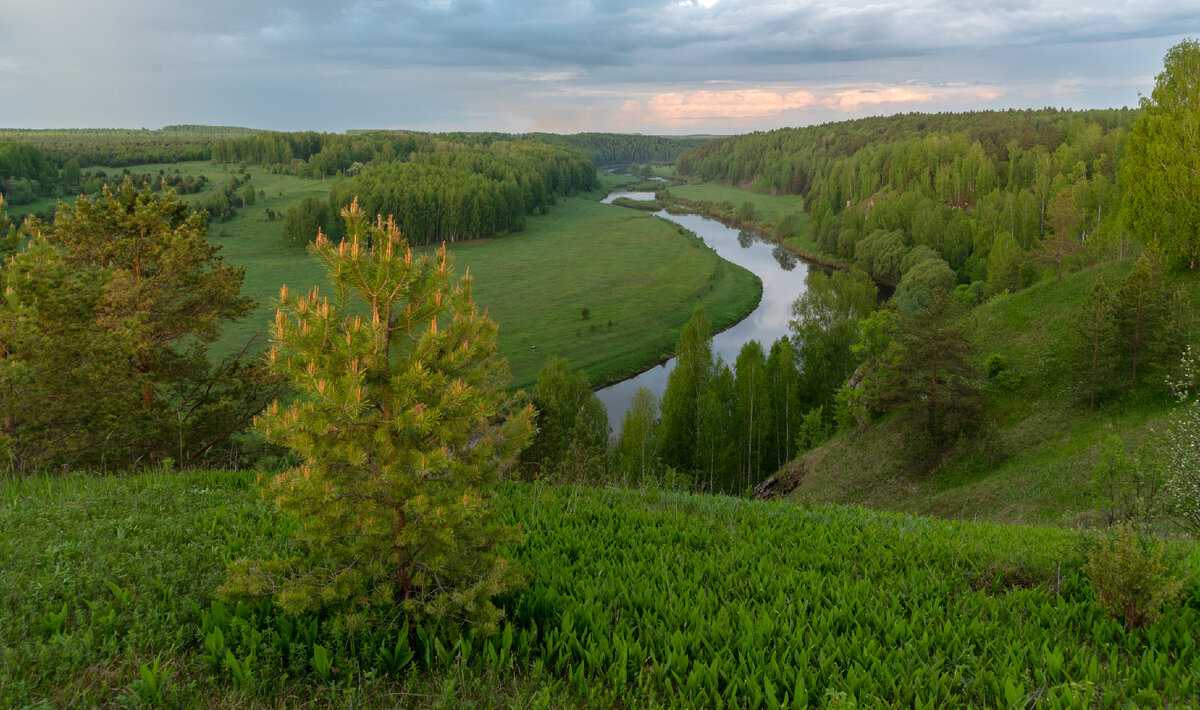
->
xmin=311 ymin=643 xmax=333 ymax=683
xmin=123 ymin=657 xmax=172 ymax=708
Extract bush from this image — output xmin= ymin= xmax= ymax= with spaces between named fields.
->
xmin=1083 ymin=523 xmax=1183 ymax=630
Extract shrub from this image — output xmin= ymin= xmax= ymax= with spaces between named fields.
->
xmin=1083 ymin=523 xmax=1183 ymax=629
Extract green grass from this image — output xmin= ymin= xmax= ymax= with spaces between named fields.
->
xmin=457 ymin=199 xmax=760 ymax=387
xmin=787 ymin=261 xmax=1200 ymax=527
xmin=0 ymin=470 xmax=609 ymax=709
xmin=4 ymin=470 xmax=1198 ymax=707
xmin=665 ymin=183 xmax=832 ymax=261
xmin=668 ymin=183 xmax=804 ymax=225
xmin=195 ymin=167 xmax=759 ymax=389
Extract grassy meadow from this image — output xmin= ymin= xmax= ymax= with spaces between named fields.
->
xmin=665 ymin=183 xmax=829 ymax=259
xmin=4 ymin=469 xmax=1198 ymax=708
xmin=18 ymin=163 xmax=762 ymax=389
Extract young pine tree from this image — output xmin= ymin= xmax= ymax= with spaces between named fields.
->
xmin=225 ymin=201 xmax=533 ymax=633
xmin=1073 ymin=280 xmax=1116 ymax=408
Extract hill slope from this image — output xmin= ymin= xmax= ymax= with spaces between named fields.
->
xmin=5 ymin=470 xmax=1198 ymax=707
xmin=785 ymin=261 xmax=1200 ymax=527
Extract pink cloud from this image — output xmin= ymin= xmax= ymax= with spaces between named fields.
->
xmin=618 ymin=83 xmax=1008 ymax=128
xmin=621 ymin=88 xmax=818 ymax=123
xmin=831 ymin=87 xmax=935 ymax=110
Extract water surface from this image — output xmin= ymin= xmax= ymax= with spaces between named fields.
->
xmin=596 ymin=192 xmax=811 ymax=434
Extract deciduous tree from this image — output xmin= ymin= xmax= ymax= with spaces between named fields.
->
xmin=1120 ymin=39 xmax=1200 ymax=268
xmin=519 ymin=356 xmax=608 ymax=482
xmin=658 ymin=306 xmax=715 ymax=473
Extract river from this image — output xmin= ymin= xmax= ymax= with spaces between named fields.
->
xmin=595 ymin=192 xmax=812 ymax=435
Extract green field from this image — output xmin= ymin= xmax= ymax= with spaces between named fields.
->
xmin=4 ymin=469 xmax=1197 ymax=708
xmin=14 ymin=163 xmax=761 ymax=390
xmin=192 ymin=163 xmax=760 ymax=388
xmin=665 ymin=183 xmax=829 ymax=259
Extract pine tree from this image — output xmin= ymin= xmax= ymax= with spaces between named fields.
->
xmin=1073 ymin=280 xmax=1116 ymax=407
xmin=1112 ymin=244 xmax=1183 ymax=382
xmin=0 ymin=182 xmax=262 ymax=470
xmin=225 ymin=200 xmax=533 ymax=632
xmin=867 ymin=289 xmax=979 ymax=443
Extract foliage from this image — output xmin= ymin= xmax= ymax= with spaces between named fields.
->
xmin=732 ymin=341 xmax=770 ymax=489
xmin=1089 ymin=435 xmax=1170 ymax=527
xmin=0 ymin=126 xmax=256 ymax=167
xmin=225 ymin=202 xmax=533 ymax=633
xmin=1111 ymin=243 xmax=1184 ymax=382
xmin=1166 ymin=346 xmax=1200 ymax=533
xmin=527 ymin=132 xmax=713 ymax=168
xmin=283 ymin=195 xmax=333 ymax=247
xmin=611 ymin=387 xmax=662 ymax=488
xmin=8 ymin=469 xmax=1200 ymax=707
xmin=1120 ymin=38 xmax=1200 ymax=269
xmin=764 ymin=337 xmax=801 ymax=470
xmin=328 ymin=141 xmax=596 ymax=245
xmin=677 ymin=108 xmax=1135 ymax=288
xmin=789 ymin=268 xmax=877 ymax=412
xmin=1083 ymin=523 xmax=1184 ymax=630
xmin=0 ymin=140 xmax=57 ymax=203
xmin=519 ymin=356 xmax=608 ymax=482
xmin=1071 ymin=280 xmax=1117 ymax=407
xmin=864 ymin=289 xmax=979 ymax=444
xmin=0 ymin=181 xmax=265 ymax=471
xmin=657 ymin=307 xmax=714 ymax=474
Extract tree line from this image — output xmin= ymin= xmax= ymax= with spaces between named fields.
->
xmin=526 ymin=132 xmax=716 ymax=169
xmin=283 ymin=140 xmax=598 ymax=246
xmin=0 ymin=126 xmax=258 ymax=168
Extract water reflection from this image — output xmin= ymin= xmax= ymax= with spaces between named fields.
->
xmin=772 ymin=245 xmax=798 ymax=271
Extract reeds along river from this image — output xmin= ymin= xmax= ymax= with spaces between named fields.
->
xmin=596 ymin=192 xmax=812 ymax=436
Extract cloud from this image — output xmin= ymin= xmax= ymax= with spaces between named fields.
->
xmin=832 ymin=87 xmax=935 ymax=110
xmin=621 ymin=89 xmax=819 ymax=122
xmin=0 ymin=0 xmax=1196 ymax=131
xmin=619 ymin=83 xmax=1004 ymax=126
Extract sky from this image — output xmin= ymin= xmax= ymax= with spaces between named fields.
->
xmin=1 ymin=1 xmax=1197 ymax=135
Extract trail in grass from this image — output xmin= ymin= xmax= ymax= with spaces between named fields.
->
xmin=597 ymin=191 xmax=813 ymax=434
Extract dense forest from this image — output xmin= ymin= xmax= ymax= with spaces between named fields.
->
xmin=0 ymin=126 xmax=258 ymax=167
xmin=678 ymin=109 xmax=1137 ymax=294
xmin=325 ymin=141 xmax=597 ymax=243
xmin=528 ymin=132 xmax=717 ymax=168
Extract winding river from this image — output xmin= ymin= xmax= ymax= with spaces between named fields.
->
xmin=595 ymin=192 xmax=813 ymax=435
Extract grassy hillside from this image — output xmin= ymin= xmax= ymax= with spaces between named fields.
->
xmin=785 ymin=261 xmax=1200 ymax=527
xmin=4 ymin=470 xmax=1197 ymax=708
